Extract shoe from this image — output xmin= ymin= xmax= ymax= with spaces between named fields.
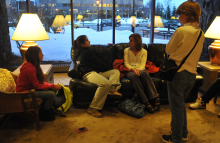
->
xmin=145 ymin=102 xmax=155 ymax=114
xmin=154 ymin=97 xmax=160 ymax=111
xmin=161 ymin=135 xmax=174 ymax=143
xmin=108 ymin=89 xmax=122 ymax=99
xmin=87 ymin=108 xmax=102 ymax=118
xmin=170 ymin=130 xmax=188 ymax=141
xmin=39 ymin=108 xmax=56 ymax=121
xmin=189 ymin=98 xmax=206 ymax=109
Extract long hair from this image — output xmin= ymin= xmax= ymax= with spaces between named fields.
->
xmin=25 ymin=46 xmax=44 ymax=84
xmin=73 ymin=35 xmax=87 ymax=68
xmin=129 ymin=33 xmax=142 ymax=51
xmin=176 ymin=1 xmax=201 ymax=24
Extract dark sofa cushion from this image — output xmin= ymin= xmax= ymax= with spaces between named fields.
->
xmin=90 ymin=45 xmax=115 ymax=67
xmin=147 ymin=44 xmax=167 ymax=67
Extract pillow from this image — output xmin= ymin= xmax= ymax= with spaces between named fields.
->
xmin=0 ymin=68 xmax=16 ymax=92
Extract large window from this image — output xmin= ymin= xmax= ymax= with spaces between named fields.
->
xmin=7 ymin=0 xmax=187 ymax=66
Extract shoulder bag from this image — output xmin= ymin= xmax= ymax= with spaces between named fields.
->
xmin=158 ymin=30 xmax=202 ymax=81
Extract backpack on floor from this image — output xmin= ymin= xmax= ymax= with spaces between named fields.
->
xmin=53 ymin=83 xmax=73 ymax=114
xmin=118 ymin=93 xmax=146 ymax=118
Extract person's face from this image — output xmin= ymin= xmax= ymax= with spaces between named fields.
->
xmin=81 ymin=37 xmax=91 ymax=47
xmin=129 ymin=37 xmax=136 ymax=49
xmin=179 ymin=14 xmax=189 ymax=26
xmin=39 ymin=49 xmax=44 ymax=62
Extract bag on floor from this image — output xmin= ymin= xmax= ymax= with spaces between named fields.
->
xmin=118 ymin=93 xmax=146 ymax=118
xmin=53 ymin=83 xmax=73 ymax=114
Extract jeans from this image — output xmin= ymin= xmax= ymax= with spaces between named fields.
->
xmin=202 ymin=78 xmax=220 ymax=103
xmin=168 ymin=70 xmax=196 ymax=143
xmin=126 ymin=70 xmax=159 ymax=104
xmin=83 ymin=69 xmax=121 ymax=110
xmin=24 ymin=90 xmax=56 ymax=110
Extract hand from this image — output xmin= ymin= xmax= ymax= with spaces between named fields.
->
xmin=131 ymin=68 xmax=140 ymax=76
xmin=53 ymin=84 xmax=62 ymax=90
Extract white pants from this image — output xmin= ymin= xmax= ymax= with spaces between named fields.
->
xmin=83 ymin=69 xmax=121 ymax=110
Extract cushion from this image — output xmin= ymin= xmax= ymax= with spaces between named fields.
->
xmin=0 ymin=68 xmax=16 ymax=92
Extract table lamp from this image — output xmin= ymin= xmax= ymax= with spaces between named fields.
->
xmin=51 ymin=15 xmax=66 ymax=33
xmin=76 ymin=15 xmax=83 ymax=22
xmin=65 ymin=15 xmax=71 ymax=24
xmin=116 ymin=15 xmax=121 ymax=22
xmin=148 ymin=16 xmax=164 ymax=28
xmin=204 ymin=16 xmax=220 ymax=65
xmin=11 ymin=13 xmax=49 ymax=62
xmin=130 ymin=16 xmax=136 ymax=27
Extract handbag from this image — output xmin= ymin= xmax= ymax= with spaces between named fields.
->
xmin=158 ymin=30 xmax=202 ymax=81
xmin=118 ymin=93 xmax=146 ymax=118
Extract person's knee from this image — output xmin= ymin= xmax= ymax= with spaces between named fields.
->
xmin=99 ymin=80 xmax=111 ymax=89
xmin=127 ymin=72 xmax=138 ymax=79
xmin=46 ymin=91 xmax=56 ymax=100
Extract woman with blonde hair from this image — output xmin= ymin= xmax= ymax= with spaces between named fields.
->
xmin=161 ymin=1 xmax=205 ymax=142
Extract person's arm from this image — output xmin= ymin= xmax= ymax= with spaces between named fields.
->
xmin=27 ymin=67 xmax=55 ymax=90
xmin=166 ymin=29 xmax=180 ymax=55
xmin=79 ymin=49 xmax=111 ymax=72
xmin=137 ymin=49 xmax=147 ymax=70
xmin=124 ymin=48 xmax=133 ymax=70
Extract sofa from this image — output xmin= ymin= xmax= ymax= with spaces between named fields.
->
xmin=68 ymin=43 xmax=204 ymax=107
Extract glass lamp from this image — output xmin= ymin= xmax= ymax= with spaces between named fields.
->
xmin=205 ymin=16 xmax=220 ymax=65
xmin=11 ymin=13 xmax=49 ymax=62
xmin=51 ymin=15 xmax=66 ymax=33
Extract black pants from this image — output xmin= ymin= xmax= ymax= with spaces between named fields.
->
xmin=202 ymin=78 xmax=220 ymax=103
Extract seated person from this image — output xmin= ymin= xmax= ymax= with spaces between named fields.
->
xmin=189 ymin=78 xmax=220 ymax=117
xmin=16 ymin=46 xmax=62 ymax=121
xmin=73 ymin=35 xmax=122 ymax=118
xmin=124 ymin=33 xmax=160 ymax=114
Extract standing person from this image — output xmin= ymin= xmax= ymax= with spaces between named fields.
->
xmin=124 ymin=33 xmax=160 ymax=114
xmin=73 ymin=35 xmax=122 ymax=118
xmin=16 ymin=46 xmax=62 ymax=121
xmin=161 ymin=1 xmax=205 ymax=143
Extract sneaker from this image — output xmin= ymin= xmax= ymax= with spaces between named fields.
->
xmin=161 ymin=135 xmax=174 ymax=143
xmin=170 ymin=130 xmax=188 ymax=141
xmin=108 ymin=89 xmax=122 ymax=98
xmin=87 ymin=108 xmax=102 ymax=118
xmin=189 ymin=98 xmax=206 ymax=109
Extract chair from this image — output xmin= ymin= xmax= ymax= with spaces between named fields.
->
xmin=0 ymin=69 xmax=42 ymax=131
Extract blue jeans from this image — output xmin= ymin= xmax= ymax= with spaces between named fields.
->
xmin=168 ymin=70 xmax=196 ymax=143
xmin=24 ymin=90 xmax=56 ymax=110
xmin=126 ymin=70 xmax=159 ymax=104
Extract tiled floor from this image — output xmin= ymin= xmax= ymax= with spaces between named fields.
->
xmin=53 ymin=72 xmax=71 ymax=86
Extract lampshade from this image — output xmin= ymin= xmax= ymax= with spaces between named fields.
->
xmin=11 ymin=13 xmax=49 ymax=41
xmin=148 ymin=16 xmax=164 ymax=28
xmin=76 ymin=15 xmax=83 ymax=22
xmin=130 ymin=16 xmax=136 ymax=27
xmin=65 ymin=15 xmax=71 ymax=23
xmin=51 ymin=15 xmax=66 ymax=28
xmin=116 ymin=15 xmax=121 ymax=22
xmin=204 ymin=16 xmax=220 ymax=65
xmin=205 ymin=16 xmax=220 ymax=40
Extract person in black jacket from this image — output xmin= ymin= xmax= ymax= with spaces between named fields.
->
xmin=73 ymin=35 xmax=122 ymax=118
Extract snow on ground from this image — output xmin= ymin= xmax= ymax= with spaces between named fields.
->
xmin=9 ymin=25 xmax=169 ymax=62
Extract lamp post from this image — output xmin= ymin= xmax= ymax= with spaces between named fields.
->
xmin=96 ymin=0 xmax=99 ymax=31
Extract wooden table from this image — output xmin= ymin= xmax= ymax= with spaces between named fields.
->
xmin=198 ymin=62 xmax=220 ymax=103
xmin=13 ymin=64 xmax=54 ymax=84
